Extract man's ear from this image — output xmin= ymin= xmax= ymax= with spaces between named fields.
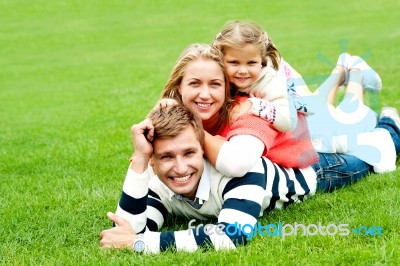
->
xmin=149 ymin=157 xmax=154 ymax=167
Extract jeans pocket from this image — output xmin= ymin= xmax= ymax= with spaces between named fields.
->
xmin=312 ymin=153 xmax=347 ymax=180
xmin=320 ymin=153 xmax=346 ymax=169
xmin=315 ymin=153 xmax=372 ymax=192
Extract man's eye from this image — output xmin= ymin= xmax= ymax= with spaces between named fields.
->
xmin=185 ymin=151 xmax=195 ymax=156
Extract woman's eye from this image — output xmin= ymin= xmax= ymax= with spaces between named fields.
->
xmin=211 ymin=82 xmax=222 ymax=87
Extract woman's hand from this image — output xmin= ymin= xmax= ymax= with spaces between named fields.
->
xmin=230 ymin=100 xmax=252 ymax=121
xmin=153 ymin=98 xmax=179 ymax=110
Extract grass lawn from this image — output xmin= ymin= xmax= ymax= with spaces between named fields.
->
xmin=1 ymin=0 xmax=399 ymax=265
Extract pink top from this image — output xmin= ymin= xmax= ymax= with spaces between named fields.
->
xmin=217 ymin=95 xmax=319 ymax=169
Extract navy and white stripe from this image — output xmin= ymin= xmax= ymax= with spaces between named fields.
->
xmin=115 ymin=158 xmax=316 ymax=253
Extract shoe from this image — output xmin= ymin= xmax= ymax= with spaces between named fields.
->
xmin=350 ymin=56 xmax=382 ymax=93
xmin=380 ymin=106 xmax=400 ymax=129
xmin=336 ymin=53 xmax=353 ymax=85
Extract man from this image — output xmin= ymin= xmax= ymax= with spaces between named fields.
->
xmin=100 ymin=105 xmax=317 ymax=253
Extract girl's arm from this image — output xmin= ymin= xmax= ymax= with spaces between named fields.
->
xmin=247 ymin=96 xmax=296 ymax=131
xmin=247 ymin=63 xmax=294 ymax=132
xmin=247 ymin=59 xmax=309 ymax=132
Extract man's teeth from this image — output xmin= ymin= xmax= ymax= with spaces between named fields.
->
xmin=173 ymin=174 xmax=190 ymax=182
xmin=197 ymin=103 xmax=211 ymax=108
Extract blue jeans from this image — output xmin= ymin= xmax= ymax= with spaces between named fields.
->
xmin=312 ymin=117 xmax=399 ymax=192
xmin=378 ymin=117 xmax=400 ymax=153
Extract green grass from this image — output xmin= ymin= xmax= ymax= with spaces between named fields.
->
xmin=1 ymin=0 xmax=399 ymax=265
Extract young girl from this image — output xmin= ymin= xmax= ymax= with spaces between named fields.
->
xmin=212 ymin=20 xmax=298 ymax=132
xmin=212 ymin=20 xmax=396 ymax=173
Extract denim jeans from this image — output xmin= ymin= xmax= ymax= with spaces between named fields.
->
xmin=312 ymin=117 xmax=399 ymax=192
xmin=378 ymin=117 xmax=400 ymax=153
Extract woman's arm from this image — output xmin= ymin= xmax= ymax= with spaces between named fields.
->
xmin=203 ymin=131 xmax=225 ymax=167
xmin=204 ymin=100 xmax=280 ymax=177
xmin=216 ymin=135 xmax=264 ymax=177
xmin=204 ymin=132 xmax=264 ymax=177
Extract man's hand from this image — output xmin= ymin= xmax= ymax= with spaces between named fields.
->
xmin=100 ymin=212 xmax=137 ymax=249
xmin=130 ymin=118 xmax=154 ymax=173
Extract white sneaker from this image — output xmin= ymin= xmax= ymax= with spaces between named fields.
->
xmin=350 ymin=56 xmax=382 ymax=93
xmin=380 ymin=106 xmax=400 ymax=129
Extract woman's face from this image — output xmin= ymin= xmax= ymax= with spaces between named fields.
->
xmin=179 ymin=59 xmax=225 ymax=126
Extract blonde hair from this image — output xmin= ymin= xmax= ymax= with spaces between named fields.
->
xmin=213 ymin=20 xmax=281 ymax=70
xmin=148 ymin=104 xmax=205 ymax=148
xmin=161 ymin=43 xmax=233 ymax=134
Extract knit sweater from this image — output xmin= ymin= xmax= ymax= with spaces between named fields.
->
xmin=239 ymin=58 xmax=297 ymax=132
xmin=218 ymin=96 xmax=319 ymax=169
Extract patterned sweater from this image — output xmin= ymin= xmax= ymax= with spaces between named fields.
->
xmin=116 ymin=157 xmax=317 ymax=253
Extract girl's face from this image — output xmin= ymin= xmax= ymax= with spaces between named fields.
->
xmin=179 ymin=59 xmax=225 ymax=127
xmin=223 ymin=44 xmax=262 ymax=90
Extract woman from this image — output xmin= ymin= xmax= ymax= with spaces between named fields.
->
xmin=158 ymin=43 xmax=400 ymax=192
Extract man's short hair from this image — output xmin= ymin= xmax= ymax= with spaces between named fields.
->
xmin=148 ymin=105 xmax=205 ymax=148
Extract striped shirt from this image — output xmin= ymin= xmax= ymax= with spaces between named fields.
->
xmin=116 ymin=157 xmax=316 ymax=253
